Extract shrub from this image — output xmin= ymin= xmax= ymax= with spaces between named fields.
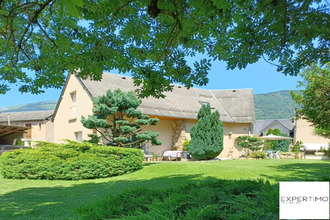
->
xmin=0 ymin=141 xmax=144 ymax=180
xmin=78 ymin=179 xmax=278 ymax=219
xmin=291 ymin=141 xmax=303 ymax=152
xmin=249 ymin=151 xmax=266 ymax=159
xmin=236 ymin=136 xmax=263 ymax=151
xmin=182 ymin=139 xmax=189 ymax=151
xmin=272 ymin=133 xmax=291 ymax=152
xmin=279 ymin=152 xmax=296 ymax=158
xmin=188 ymin=104 xmax=223 ymax=160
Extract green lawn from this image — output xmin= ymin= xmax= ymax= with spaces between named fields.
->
xmin=0 ymin=159 xmax=329 ymax=219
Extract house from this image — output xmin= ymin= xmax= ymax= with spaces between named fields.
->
xmin=0 ymin=111 xmax=54 ymax=145
xmin=294 ymin=118 xmax=329 ymax=151
xmin=253 ymin=119 xmax=295 ymax=137
xmin=52 ymin=73 xmax=256 ymax=158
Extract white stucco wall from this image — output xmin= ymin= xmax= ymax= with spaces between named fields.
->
xmin=53 ymin=75 xmax=93 ymax=142
xmin=221 ymin=122 xmax=252 ymax=158
xmin=145 ymin=119 xmax=173 ymax=155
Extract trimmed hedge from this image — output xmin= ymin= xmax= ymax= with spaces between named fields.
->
xmin=0 ymin=141 xmax=144 ymax=180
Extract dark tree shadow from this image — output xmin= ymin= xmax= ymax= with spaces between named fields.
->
xmin=1 ymin=161 xmax=329 ymax=219
xmin=0 ymin=174 xmax=278 ymax=220
xmin=260 ymin=161 xmax=330 ymax=182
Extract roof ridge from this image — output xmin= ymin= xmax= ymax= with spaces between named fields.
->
xmin=209 ymin=90 xmax=233 ymax=122
xmin=274 ymin=119 xmax=294 ymax=130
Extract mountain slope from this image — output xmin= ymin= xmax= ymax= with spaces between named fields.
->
xmin=0 ymin=101 xmax=57 ymax=112
xmin=254 ymin=90 xmax=299 ymax=120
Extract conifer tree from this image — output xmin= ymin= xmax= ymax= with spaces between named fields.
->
xmin=188 ymin=104 xmax=223 ymax=160
xmin=81 ymin=89 xmax=161 ymax=147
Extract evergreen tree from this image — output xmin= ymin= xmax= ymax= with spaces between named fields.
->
xmin=273 ymin=134 xmax=291 ymax=152
xmin=236 ymin=136 xmax=264 ymax=152
xmin=188 ymin=104 xmax=223 ymax=160
xmin=81 ymin=89 xmax=161 ymax=147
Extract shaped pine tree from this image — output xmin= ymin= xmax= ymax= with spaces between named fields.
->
xmin=81 ymin=89 xmax=161 ymax=147
xmin=188 ymin=104 xmax=223 ymax=160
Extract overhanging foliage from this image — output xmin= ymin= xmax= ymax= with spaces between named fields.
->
xmin=0 ymin=0 xmax=329 ymax=97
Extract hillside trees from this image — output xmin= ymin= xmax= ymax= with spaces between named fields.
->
xmin=81 ymin=89 xmax=161 ymax=147
xmin=291 ymin=63 xmax=330 ymax=136
xmin=188 ymin=104 xmax=223 ymax=160
xmin=0 ymin=0 xmax=329 ymax=97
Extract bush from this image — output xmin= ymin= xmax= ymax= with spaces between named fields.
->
xmin=0 ymin=141 xmax=144 ymax=180
xmin=236 ymin=136 xmax=263 ymax=151
xmin=272 ymin=133 xmax=291 ymax=152
xmin=291 ymin=141 xmax=303 ymax=152
xmin=188 ymin=104 xmax=223 ymax=160
xmin=279 ymin=152 xmax=296 ymax=158
xmin=182 ymin=139 xmax=189 ymax=151
xmin=249 ymin=151 xmax=266 ymax=159
xmin=78 ymin=179 xmax=278 ymax=219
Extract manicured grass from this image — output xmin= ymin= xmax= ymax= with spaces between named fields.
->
xmin=0 ymin=159 xmax=329 ymax=219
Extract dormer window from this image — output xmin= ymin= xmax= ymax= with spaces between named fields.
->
xmin=199 ymin=101 xmax=215 ymax=109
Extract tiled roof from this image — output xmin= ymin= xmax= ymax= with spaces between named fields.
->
xmin=0 ymin=111 xmax=54 ymax=122
xmin=79 ymin=73 xmax=255 ymax=123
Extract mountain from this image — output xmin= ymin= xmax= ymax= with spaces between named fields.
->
xmin=0 ymin=101 xmax=57 ymax=113
xmin=0 ymin=91 xmax=299 ymax=119
xmin=254 ymin=90 xmax=300 ymax=120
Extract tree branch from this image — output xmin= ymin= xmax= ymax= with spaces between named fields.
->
xmin=37 ymin=21 xmax=58 ymax=48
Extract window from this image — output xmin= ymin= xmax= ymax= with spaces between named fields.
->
xmin=70 ymin=91 xmax=77 ymax=119
xmin=39 ymin=123 xmax=42 ymax=130
xmin=74 ymin=132 xmax=82 ymax=142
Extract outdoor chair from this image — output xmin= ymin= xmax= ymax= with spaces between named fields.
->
xmin=273 ymin=151 xmax=280 ymax=159
xmin=158 ymin=150 xmax=182 ymax=161
xmin=141 ymin=150 xmax=155 ymax=161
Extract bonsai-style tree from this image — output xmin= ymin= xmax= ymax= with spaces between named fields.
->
xmin=236 ymin=136 xmax=264 ymax=154
xmin=81 ymin=89 xmax=162 ymax=147
xmin=188 ymin=104 xmax=223 ymax=160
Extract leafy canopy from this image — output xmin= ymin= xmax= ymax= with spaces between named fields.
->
xmin=291 ymin=63 xmax=330 ymax=132
xmin=0 ymin=0 xmax=329 ymax=97
xmin=188 ymin=104 xmax=223 ymax=160
xmin=81 ymin=89 xmax=162 ymax=147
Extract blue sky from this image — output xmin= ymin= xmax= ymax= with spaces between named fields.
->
xmin=0 ymin=59 xmax=302 ymax=108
